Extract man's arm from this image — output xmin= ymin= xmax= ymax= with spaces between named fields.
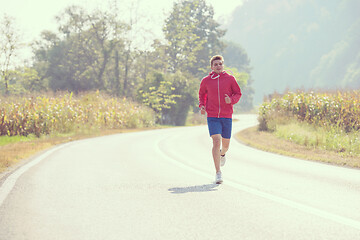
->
xmin=198 ymin=79 xmax=207 ymax=110
xmin=230 ymin=78 xmax=242 ymax=105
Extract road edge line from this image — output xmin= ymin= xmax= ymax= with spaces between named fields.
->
xmin=0 ymin=143 xmax=70 ymax=207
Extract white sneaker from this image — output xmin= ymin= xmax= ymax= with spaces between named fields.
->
xmin=220 ymin=154 xmax=226 ymax=167
xmin=215 ymin=172 xmax=223 ymax=184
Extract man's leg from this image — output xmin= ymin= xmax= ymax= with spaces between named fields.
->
xmin=211 ymin=134 xmax=222 ymax=173
xmin=220 ymin=138 xmax=230 ymax=156
xmin=220 ymin=118 xmax=232 ymax=156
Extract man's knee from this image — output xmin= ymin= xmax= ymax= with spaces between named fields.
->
xmin=211 ymin=134 xmax=222 ymax=147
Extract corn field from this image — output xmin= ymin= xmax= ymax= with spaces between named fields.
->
xmin=259 ymin=90 xmax=360 ymax=132
xmin=0 ymin=92 xmax=155 ymax=137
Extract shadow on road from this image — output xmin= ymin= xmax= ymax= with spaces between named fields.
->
xmin=168 ymin=183 xmax=219 ymax=194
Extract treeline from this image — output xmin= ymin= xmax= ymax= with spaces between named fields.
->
xmin=0 ymin=0 xmax=253 ymax=125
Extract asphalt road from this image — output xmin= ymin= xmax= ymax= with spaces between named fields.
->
xmin=0 ymin=114 xmax=360 ymax=240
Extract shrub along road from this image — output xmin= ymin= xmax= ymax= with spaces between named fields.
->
xmin=0 ymin=115 xmax=360 ymax=239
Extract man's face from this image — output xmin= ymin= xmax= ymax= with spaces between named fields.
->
xmin=211 ymin=60 xmax=224 ymax=74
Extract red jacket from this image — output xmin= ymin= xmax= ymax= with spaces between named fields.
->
xmin=199 ymin=71 xmax=242 ymax=118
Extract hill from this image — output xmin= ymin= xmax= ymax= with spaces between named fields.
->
xmin=225 ymin=0 xmax=360 ymax=104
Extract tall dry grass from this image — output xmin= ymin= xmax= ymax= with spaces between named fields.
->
xmin=259 ymin=90 xmax=360 ymax=132
xmin=258 ymin=90 xmax=360 ymax=157
xmin=0 ymin=91 xmax=155 ymax=137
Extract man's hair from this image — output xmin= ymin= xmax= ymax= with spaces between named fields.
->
xmin=210 ymin=55 xmax=224 ymax=67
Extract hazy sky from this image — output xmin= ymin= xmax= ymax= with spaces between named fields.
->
xmin=1 ymin=0 xmax=243 ymax=42
xmin=1 ymin=0 xmax=244 ymax=62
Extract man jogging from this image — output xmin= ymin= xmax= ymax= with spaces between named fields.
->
xmin=199 ymin=55 xmax=242 ymax=184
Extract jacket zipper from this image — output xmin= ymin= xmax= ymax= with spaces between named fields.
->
xmin=217 ymin=77 xmax=221 ymax=118
xmin=211 ymin=73 xmax=221 ymax=118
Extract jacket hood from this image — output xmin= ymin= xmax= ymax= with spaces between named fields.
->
xmin=208 ymin=71 xmax=229 ymax=79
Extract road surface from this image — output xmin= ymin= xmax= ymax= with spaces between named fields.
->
xmin=0 ymin=114 xmax=360 ymax=239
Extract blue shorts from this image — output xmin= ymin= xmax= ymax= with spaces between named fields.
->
xmin=207 ymin=117 xmax=232 ymax=139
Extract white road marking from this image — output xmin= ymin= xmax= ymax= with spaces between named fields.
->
xmin=1 ymin=131 xmax=360 ymax=232
xmin=0 ymin=143 xmax=70 ymax=207
xmin=156 ymin=138 xmax=360 ymax=231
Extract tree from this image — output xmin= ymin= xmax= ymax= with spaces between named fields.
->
xmin=163 ymin=0 xmax=226 ymax=77
xmin=161 ymin=71 xmax=199 ymax=125
xmin=222 ymin=41 xmax=252 ymax=73
xmin=0 ymin=14 xmax=21 ymax=94
xmin=87 ymin=9 xmax=128 ymax=91
xmin=138 ymin=71 xmax=180 ymax=123
xmin=20 ymin=68 xmax=47 ymax=92
xmin=39 ymin=6 xmax=98 ymax=92
xmin=54 ymin=6 xmax=111 ymax=92
xmin=31 ymin=30 xmax=59 ymax=91
xmin=224 ymin=67 xmax=254 ymax=112
xmin=222 ymin=41 xmax=254 ymax=111
xmin=32 ymin=6 xmax=129 ymax=93
xmin=150 ymin=0 xmax=227 ymax=125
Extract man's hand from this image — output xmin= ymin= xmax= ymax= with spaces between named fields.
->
xmin=225 ymin=94 xmax=231 ymax=104
xmin=200 ymin=106 xmax=206 ymax=115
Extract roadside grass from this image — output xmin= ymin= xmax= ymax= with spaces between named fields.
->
xmin=236 ymin=124 xmax=360 ymax=168
xmin=274 ymin=122 xmax=360 ymax=155
xmin=252 ymin=90 xmax=360 ymax=168
xmin=0 ymin=135 xmax=38 ymax=146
